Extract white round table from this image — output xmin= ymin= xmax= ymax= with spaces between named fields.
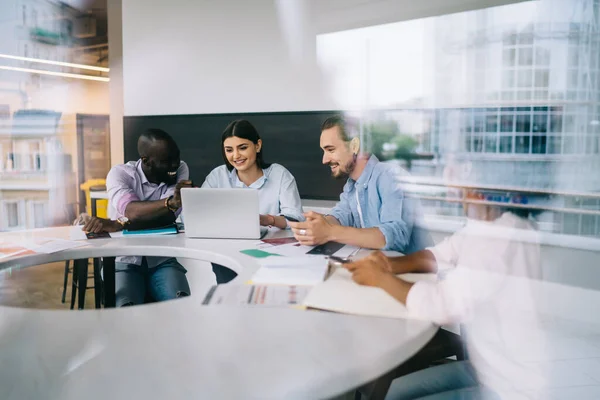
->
xmin=0 ymin=227 xmax=437 ymax=399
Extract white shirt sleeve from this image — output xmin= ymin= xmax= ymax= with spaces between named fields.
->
xmin=427 ymin=230 xmax=464 ymax=271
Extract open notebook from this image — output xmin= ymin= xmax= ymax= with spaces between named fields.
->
xmin=302 ymin=268 xmax=436 ymax=320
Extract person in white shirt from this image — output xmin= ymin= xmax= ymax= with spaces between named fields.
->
xmin=202 ymin=119 xmax=304 ymax=283
xmin=345 ymin=198 xmax=548 ymax=399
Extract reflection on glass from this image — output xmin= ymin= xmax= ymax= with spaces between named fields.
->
xmin=318 ymin=0 xmax=600 ymax=238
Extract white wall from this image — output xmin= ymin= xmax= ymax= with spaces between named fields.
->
xmin=122 ymin=0 xmax=332 ymax=116
xmin=121 ymin=0 xmax=526 ymax=117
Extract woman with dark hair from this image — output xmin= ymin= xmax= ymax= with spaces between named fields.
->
xmin=202 ymin=120 xmax=304 ymax=283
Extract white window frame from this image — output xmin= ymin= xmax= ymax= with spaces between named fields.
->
xmin=12 ymin=139 xmax=44 ymax=172
xmin=27 ymin=200 xmax=48 ymax=229
xmin=1 ymin=200 xmax=27 ymax=231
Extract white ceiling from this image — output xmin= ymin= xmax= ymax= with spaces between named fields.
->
xmin=310 ymin=0 xmax=530 ymax=33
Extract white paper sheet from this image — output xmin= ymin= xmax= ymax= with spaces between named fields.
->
xmin=202 ymin=284 xmax=310 ymax=306
xmin=69 ymin=226 xmax=88 ymax=241
xmin=28 ymin=238 xmax=88 ymax=254
xmin=268 ymin=242 xmax=317 ymax=257
xmin=251 ymin=257 xmax=329 ymax=286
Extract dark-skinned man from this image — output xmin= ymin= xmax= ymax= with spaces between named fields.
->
xmin=84 ymin=128 xmax=193 ymax=307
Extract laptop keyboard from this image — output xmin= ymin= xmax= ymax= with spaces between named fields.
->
xmin=307 ymin=241 xmax=345 ymax=256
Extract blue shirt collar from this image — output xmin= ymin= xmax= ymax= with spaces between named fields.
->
xmin=229 ymin=167 xmax=269 ymax=189
xmin=346 ymin=154 xmax=379 ymax=191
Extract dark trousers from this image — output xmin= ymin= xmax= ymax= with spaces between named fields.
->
xmin=211 ymin=263 xmax=238 ymax=284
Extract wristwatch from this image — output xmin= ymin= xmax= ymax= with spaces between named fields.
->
xmin=165 ymin=195 xmax=179 ymax=213
xmin=116 ymin=216 xmax=130 ymax=228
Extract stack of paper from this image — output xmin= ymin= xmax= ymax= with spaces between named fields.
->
xmin=303 ymin=268 xmax=435 ymax=320
xmin=250 ymin=257 xmax=329 ymax=286
xmin=202 ymin=284 xmax=310 ymax=307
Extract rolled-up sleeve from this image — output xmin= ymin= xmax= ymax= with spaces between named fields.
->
xmin=106 ymin=166 xmax=139 ymax=217
xmin=278 ymin=169 xmax=304 ymax=223
xmin=375 ymin=171 xmax=413 ymax=252
xmin=329 ymin=188 xmax=354 ymax=226
xmin=428 ymin=233 xmax=462 ymax=271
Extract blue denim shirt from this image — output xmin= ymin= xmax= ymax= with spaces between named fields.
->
xmin=329 ymin=155 xmax=431 ymax=254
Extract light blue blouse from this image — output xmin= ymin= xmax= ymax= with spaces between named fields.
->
xmin=201 ymin=163 xmax=305 ymax=223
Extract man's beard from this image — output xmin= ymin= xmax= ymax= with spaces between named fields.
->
xmin=330 ymin=157 xmax=356 ymax=180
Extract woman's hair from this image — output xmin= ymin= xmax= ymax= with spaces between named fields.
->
xmin=221 ymin=120 xmax=271 ymax=171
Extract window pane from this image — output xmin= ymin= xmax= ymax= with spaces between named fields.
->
xmin=547 ymin=136 xmax=562 ymax=153
xmin=518 ymin=47 xmax=533 ymax=66
xmin=473 ymin=135 xmax=484 ymax=152
xmin=550 ymin=114 xmax=563 ymax=132
xmin=33 ymin=204 xmax=45 ymax=228
xmin=503 ymin=32 xmax=517 ymax=46
xmin=485 ymin=135 xmax=498 ymax=152
xmin=532 ymin=114 xmax=547 ymax=133
xmin=7 ymin=203 xmax=18 ymax=227
xmin=500 ymin=114 xmax=514 ymax=132
xmin=486 ymin=113 xmax=498 ymax=133
xmin=517 ymin=70 xmax=532 ymax=87
xmin=534 ymin=89 xmax=549 ymax=100
xmin=473 ymin=112 xmax=485 ymax=133
xmin=581 ymin=216 xmax=597 ymax=236
xmin=516 ymin=114 xmax=531 ymax=133
xmin=501 ymin=90 xmax=514 ymax=100
xmin=499 ymin=136 xmax=513 ymax=153
xmin=532 ymin=135 xmax=547 ymax=154
xmin=534 ymin=69 xmax=549 ymax=87
xmin=515 ymin=135 xmax=530 ymax=153
xmin=519 ymin=30 xmax=534 ymax=45
xmin=502 ymin=70 xmax=515 ymax=87
xmin=536 ymin=47 xmax=550 ymax=66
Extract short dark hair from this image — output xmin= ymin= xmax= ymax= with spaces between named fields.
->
xmin=321 ymin=115 xmax=359 ymax=142
xmin=221 ymin=120 xmax=271 ymax=171
xmin=138 ymin=128 xmax=179 ymax=158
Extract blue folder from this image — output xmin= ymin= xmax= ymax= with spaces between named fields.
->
xmin=122 ymin=225 xmax=178 ymax=236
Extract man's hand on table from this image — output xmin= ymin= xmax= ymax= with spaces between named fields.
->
xmin=83 ymin=216 xmax=122 ymax=233
xmin=288 ymin=211 xmax=335 ymax=246
xmin=344 ymin=250 xmax=393 ymax=287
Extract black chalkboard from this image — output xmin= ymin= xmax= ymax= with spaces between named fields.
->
xmin=123 ymin=111 xmax=345 ymax=200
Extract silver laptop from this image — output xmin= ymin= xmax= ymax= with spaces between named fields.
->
xmin=180 ymin=188 xmax=267 ymax=239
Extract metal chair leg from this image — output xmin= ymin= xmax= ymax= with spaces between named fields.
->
xmin=61 ymin=260 xmax=70 ymax=303
xmin=75 ymin=259 xmax=89 ymax=310
xmin=70 ymin=260 xmax=78 ymax=310
xmin=103 ymin=257 xmax=116 ymax=308
xmin=93 ymin=258 xmax=103 ymax=309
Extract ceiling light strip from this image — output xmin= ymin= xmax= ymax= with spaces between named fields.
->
xmin=0 ymin=65 xmax=110 ymax=82
xmin=0 ymin=54 xmax=109 ymax=72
